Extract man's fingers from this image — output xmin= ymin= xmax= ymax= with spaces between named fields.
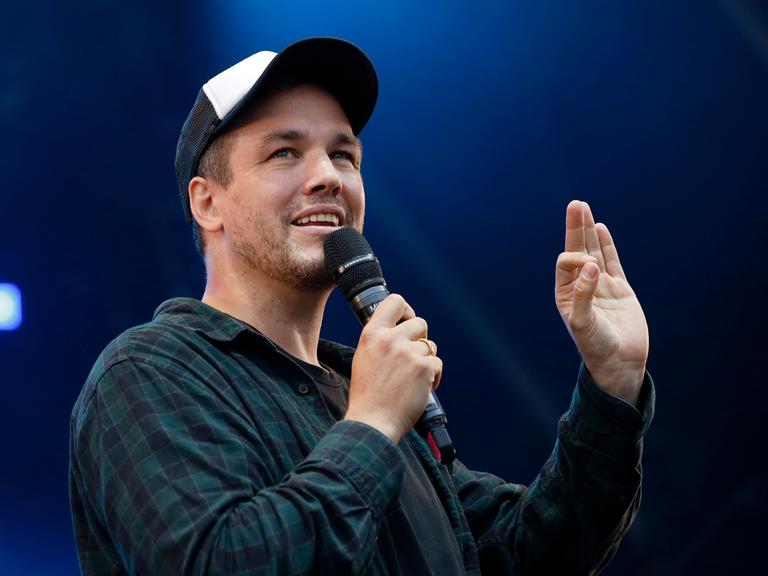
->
xmin=392 ymin=317 xmax=428 ymax=340
xmin=366 ymin=294 xmax=415 ymax=328
xmin=410 ymin=337 xmax=437 ymax=357
xmin=430 ymin=355 xmax=443 ymax=391
xmin=570 ymin=261 xmax=599 ymax=331
xmin=582 ymin=202 xmax=606 ymax=272
xmin=556 ymin=252 xmax=598 ymax=288
xmin=564 ymin=200 xmax=586 ymax=253
xmin=596 ymin=223 xmax=627 ymax=280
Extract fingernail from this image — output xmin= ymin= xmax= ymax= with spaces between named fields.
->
xmin=582 ymin=264 xmax=598 ymax=280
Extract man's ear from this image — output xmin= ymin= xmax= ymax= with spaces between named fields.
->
xmin=189 ymin=176 xmax=223 ymax=234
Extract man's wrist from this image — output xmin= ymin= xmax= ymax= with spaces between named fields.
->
xmin=586 ymin=364 xmax=645 ymax=407
xmin=571 ymin=363 xmax=654 ymax=443
xmin=343 ymin=411 xmax=404 ymax=444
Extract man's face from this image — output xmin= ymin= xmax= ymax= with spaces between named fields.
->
xmin=216 ymin=84 xmax=365 ymax=291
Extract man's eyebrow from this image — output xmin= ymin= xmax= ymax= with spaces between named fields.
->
xmin=332 ymin=133 xmax=362 ymax=152
xmin=259 ymin=130 xmax=362 ymax=153
xmin=260 ymin=130 xmax=307 ymax=146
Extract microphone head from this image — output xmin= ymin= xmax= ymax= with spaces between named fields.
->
xmin=324 ymin=227 xmax=385 ymax=299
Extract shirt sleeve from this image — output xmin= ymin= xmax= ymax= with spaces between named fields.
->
xmin=70 ymin=358 xmax=406 ymax=576
xmin=452 ymin=364 xmax=655 ymax=575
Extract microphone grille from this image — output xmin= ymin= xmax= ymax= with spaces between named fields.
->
xmin=324 ymin=227 xmax=371 ymax=267
xmin=324 ymin=227 xmax=385 ymax=299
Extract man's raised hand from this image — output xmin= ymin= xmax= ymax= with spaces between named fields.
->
xmin=555 ymin=200 xmax=649 ymax=406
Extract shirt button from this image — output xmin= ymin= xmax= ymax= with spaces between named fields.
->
xmin=298 ymin=383 xmax=310 ymax=395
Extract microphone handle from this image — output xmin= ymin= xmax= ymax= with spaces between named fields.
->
xmin=350 ymin=284 xmax=456 ymax=465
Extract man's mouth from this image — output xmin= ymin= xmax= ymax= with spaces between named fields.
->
xmin=292 ymin=213 xmax=341 ymax=227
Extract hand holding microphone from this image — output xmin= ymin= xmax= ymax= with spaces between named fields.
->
xmin=344 ymin=294 xmax=442 ymax=444
xmin=324 ymin=228 xmax=455 ymax=463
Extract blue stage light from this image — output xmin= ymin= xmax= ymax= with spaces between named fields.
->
xmin=0 ymin=283 xmax=22 ymax=331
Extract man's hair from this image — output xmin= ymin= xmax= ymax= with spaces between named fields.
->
xmin=190 ymin=132 xmax=237 ymax=258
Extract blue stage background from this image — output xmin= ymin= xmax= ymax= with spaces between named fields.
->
xmin=1 ymin=1 xmax=766 ymax=573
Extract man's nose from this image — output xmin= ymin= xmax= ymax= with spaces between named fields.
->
xmin=303 ymin=155 xmax=342 ymax=197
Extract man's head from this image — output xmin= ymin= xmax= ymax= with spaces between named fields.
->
xmin=175 ymin=37 xmax=378 ymax=258
xmin=188 ymin=82 xmax=366 ymax=291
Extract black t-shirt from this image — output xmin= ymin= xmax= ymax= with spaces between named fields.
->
xmin=294 ymin=358 xmax=466 ymax=575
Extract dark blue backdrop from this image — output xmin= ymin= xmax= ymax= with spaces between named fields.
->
xmin=1 ymin=1 xmax=766 ymax=574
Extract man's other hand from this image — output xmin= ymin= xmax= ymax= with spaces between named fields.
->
xmin=555 ymin=200 xmax=649 ymax=406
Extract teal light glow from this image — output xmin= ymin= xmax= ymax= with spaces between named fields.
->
xmin=0 ymin=283 xmax=22 ymax=331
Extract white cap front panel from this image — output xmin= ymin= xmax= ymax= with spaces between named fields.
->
xmin=202 ymin=51 xmax=277 ymax=120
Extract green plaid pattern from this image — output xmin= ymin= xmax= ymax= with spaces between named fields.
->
xmin=70 ymin=298 xmax=654 ymax=575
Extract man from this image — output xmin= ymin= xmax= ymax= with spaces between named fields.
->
xmin=70 ymin=38 xmax=654 ymax=575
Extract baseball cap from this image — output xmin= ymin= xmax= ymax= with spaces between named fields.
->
xmin=174 ymin=37 xmax=378 ymax=227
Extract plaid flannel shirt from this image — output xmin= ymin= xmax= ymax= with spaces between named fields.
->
xmin=70 ymin=298 xmax=654 ymax=575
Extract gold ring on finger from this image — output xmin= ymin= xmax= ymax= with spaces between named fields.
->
xmin=418 ymin=338 xmax=436 ymax=356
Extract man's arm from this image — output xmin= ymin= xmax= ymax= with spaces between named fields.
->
xmin=453 ymin=365 xmax=655 ymax=575
xmin=70 ymin=359 xmax=405 ymax=576
xmin=450 ymin=200 xmax=654 ymax=573
xmin=71 ymin=293 xmax=443 ymax=576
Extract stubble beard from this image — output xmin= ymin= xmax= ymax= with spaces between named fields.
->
xmin=232 ymin=209 xmax=337 ymax=293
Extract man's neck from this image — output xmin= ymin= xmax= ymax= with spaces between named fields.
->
xmin=202 ymin=271 xmax=331 ymax=367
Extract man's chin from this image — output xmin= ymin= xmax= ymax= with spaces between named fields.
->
xmin=284 ymin=252 xmax=335 ymax=292
xmin=234 ymin=233 xmax=334 ymax=292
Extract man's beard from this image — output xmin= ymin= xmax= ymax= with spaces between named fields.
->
xmin=232 ymin=208 xmax=340 ymax=292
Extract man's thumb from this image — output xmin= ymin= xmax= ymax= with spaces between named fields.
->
xmin=570 ymin=262 xmax=599 ymax=331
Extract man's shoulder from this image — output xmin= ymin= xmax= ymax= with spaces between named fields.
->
xmin=73 ymin=298 xmax=228 ymax=413
xmin=95 ymin=298 xmax=207 ymax=366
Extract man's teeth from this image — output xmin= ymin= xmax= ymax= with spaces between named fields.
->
xmin=295 ymin=213 xmax=340 ymax=226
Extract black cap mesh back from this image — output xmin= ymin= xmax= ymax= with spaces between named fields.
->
xmin=174 ymin=89 xmax=220 ymax=226
xmin=324 ymin=228 xmax=385 ymax=299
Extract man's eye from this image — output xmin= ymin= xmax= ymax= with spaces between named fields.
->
xmin=331 ymin=151 xmax=354 ymax=162
xmin=270 ymin=148 xmax=295 ymax=159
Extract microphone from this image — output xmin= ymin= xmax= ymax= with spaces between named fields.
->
xmin=324 ymin=227 xmax=456 ymax=465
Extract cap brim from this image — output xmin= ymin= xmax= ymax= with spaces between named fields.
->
xmin=213 ymin=37 xmax=378 ymax=138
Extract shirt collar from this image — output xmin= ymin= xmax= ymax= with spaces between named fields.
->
xmin=152 ymin=297 xmax=255 ymax=343
xmin=152 ymin=297 xmax=357 ymax=371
